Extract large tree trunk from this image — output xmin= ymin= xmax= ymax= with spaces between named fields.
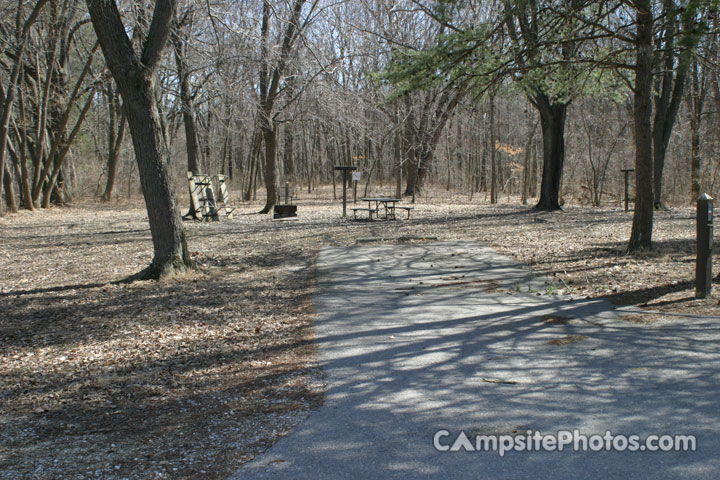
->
xmin=87 ymin=0 xmax=192 ymax=279
xmin=404 ymin=159 xmax=418 ymax=196
xmin=179 ymin=82 xmax=200 ymax=175
xmin=403 ymin=85 xmax=466 ymax=196
xmin=533 ymin=92 xmax=567 ymax=211
xmin=125 ymin=84 xmax=190 ymax=276
xmin=415 ymin=143 xmax=435 ymax=192
xmin=403 ymin=98 xmax=419 ymax=196
xmin=629 ymin=1 xmax=655 ymax=251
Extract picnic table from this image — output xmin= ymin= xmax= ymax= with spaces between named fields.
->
xmin=350 ymin=197 xmax=414 ymax=220
xmin=362 ymin=197 xmax=399 ymax=220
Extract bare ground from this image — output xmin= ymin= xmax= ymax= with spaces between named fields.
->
xmin=1 ymin=192 xmax=718 ymax=479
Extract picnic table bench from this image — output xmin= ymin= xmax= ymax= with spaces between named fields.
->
xmin=350 ymin=207 xmax=378 ymax=220
xmin=394 ymin=206 xmax=414 ymax=218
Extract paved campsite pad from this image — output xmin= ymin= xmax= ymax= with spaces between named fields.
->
xmin=231 ymin=241 xmax=720 ymax=479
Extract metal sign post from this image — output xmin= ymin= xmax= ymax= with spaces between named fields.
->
xmin=334 ymin=165 xmax=357 ymax=218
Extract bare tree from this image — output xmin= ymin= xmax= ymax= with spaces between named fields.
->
xmin=0 ymin=0 xmax=49 ymax=214
xmin=256 ymin=0 xmax=312 ymax=214
xmin=629 ymin=0 xmax=655 ymax=251
xmin=171 ymin=5 xmax=201 ymax=175
xmin=85 ymin=0 xmax=192 ymax=278
xmin=99 ymin=79 xmax=127 ymax=202
xmin=651 ymin=0 xmax=696 ymax=209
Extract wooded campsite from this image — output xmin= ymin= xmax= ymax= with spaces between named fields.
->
xmin=1 ymin=0 xmax=720 ymax=478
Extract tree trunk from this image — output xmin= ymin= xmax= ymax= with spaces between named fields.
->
xmin=652 ymin=74 xmax=687 ymax=208
xmin=689 ymin=117 xmax=701 ymax=201
xmin=629 ymin=1 xmax=655 ymax=251
xmin=521 ymin=119 xmax=538 ymax=205
xmin=480 ymin=116 xmax=488 ymax=193
xmin=101 ymin=136 xmax=123 ymax=202
xmin=244 ymin=130 xmax=260 ymax=201
xmin=259 ymin=122 xmax=277 ymax=213
xmin=489 ymin=96 xmax=497 ymax=204
xmin=529 ymin=138 xmax=538 ymax=198
xmin=10 ymin=94 xmax=35 ymax=211
xmin=3 ymin=163 xmax=17 ymax=212
xmin=688 ymin=59 xmax=705 ymax=202
xmin=533 ymin=92 xmax=567 ymax=211
xmin=394 ymin=127 xmax=402 ymax=198
xmin=42 ymin=90 xmax=95 ymax=208
xmin=651 ymin=2 xmax=692 ymax=209
xmin=404 ymin=156 xmax=419 ymax=196
xmin=172 ymin=26 xmax=201 ymax=174
xmin=403 ymin=102 xmax=419 ymax=196
xmin=415 ymin=144 xmax=434 ymax=192
xmin=15 ymin=140 xmax=34 ymax=211
xmin=172 ymin=24 xmax=201 ymax=218
xmin=87 ymin=0 xmax=192 ymax=279
xmin=180 ymin=84 xmax=200 ymax=174
xmin=283 ymin=126 xmax=294 ymax=177
xmin=102 ymin=106 xmax=126 ymax=202
xmin=32 ymin=43 xmax=98 ymax=207
xmin=126 ymin=89 xmax=191 ymax=276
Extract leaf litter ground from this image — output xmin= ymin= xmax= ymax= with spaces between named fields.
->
xmin=1 ymin=193 xmax=717 ymax=479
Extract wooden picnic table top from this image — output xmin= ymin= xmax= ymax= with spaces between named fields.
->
xmin=361 ymin=197 xmax=401 ymax=202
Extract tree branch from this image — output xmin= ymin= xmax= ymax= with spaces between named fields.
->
xmin=141 ymin=0 xmax=176 ymax=69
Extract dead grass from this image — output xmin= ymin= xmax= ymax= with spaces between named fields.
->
xmin=0 ymin=188 xmax=717 ymax=478
xmin=547 ymin=335 xmax=589 ymax=346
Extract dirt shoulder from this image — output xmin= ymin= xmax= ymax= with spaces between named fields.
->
xmin=0 ymin=199 xmax=717 ymax=479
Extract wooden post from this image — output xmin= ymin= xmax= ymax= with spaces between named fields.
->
xmin=334 ymin=165 xmax=357 ymax=218
xmin=342 ymin=171 xmax=347 ymax=216
xmin=696 ymin=194 xmax=714 ymax=298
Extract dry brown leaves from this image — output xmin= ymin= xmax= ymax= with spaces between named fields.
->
xmin=0 ymin=190 xmax=717 ymax=479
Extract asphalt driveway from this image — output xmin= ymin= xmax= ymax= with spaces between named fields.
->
xmin=230 ymin=241 xmax=720 ymax=479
